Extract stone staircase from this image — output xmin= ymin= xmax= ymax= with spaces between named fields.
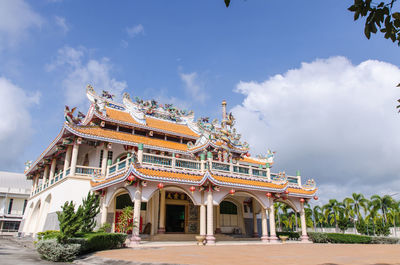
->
xmin=146 ymin=233 xmax=259 ymax=242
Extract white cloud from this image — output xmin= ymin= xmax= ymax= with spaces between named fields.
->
xmin=47 ymin=46 xmax=128 ymax=109
xmin=0 ymin=77 xmax=39 ymax=169
xmin=180 ymin=72 xmax=207 ymax=103
xmin=0 ymin=0 xmax=43 ymax=51
xmin=55 ymin=16 xmax=69 ymax=34
xmin=232 ymin=56 xmax=400 ymax=200
xmin=120 ymin=40 xmax=129 ymax=48
xmin=126 ymin=24 xmax=144 ymax=38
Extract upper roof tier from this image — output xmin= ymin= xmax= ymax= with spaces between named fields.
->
xmin=82 ymin=85 xmax=251 ymax=155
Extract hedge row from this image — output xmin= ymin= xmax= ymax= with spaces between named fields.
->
xmin=36 ymin=232 xmax=127 ymax=261
xmin=276 ymin=231 xmax=300 ymax=240
xmin=308 ymin=232 xmax=400 ymax=244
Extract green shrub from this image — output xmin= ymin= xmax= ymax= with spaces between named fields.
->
xmin=276 ymin=231 xmax=300 ymax=240
xmin=36 ymin=239 xmax=80 ymax=262
xmin=371 ymin=237 xmax=400 ymax=244
xmin=65 ymin=232 xmax=128 ymax=254
xmin=37 ymin=230 xmax=60 ymax=240
xmin=308 ymin=232 xmax=329 ymax=243
xmin=97 ymin=222 xmax=111 ymax=233
xmin=327 ymin=233 xmax=372 ymax=244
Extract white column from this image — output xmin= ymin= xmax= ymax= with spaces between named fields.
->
xmin=200 ymin=194 xmax=206 ymax=236
xmin=215 ymin=205 xmax=221 ymax=234
xmin=100 ymin=196 xmax=108 ymax=226
xmin=261 ymin=208 xmax=269 ymax=242
xmin=70 ymin=141 xmax=80 ymax=175
xmin=206 ymin=186 xmax=215 ymax=245
xmin=252 ymin=199 xmax=259 ymax=237
xmin=137 ymin=143 xmax=143 ymax=165
xmin=129 ymin=184 xmax=142 ymax=246
xmin=101 ymin=147 xmax=108 ymax=175
xmin=269 ymin=198 xmax=278 ymax=242
xmin=49 ymin=158 xmax=56 ymax=183
xmin=300 ymin=202 xmax=309 ymax=242
xmin=266 ymin=166 xmax=271 ymax=180
xmin=41 ymin=165 xmax=49 ymax=189
xmin=158 ymin=189 xmax=166 ymax=233
xmin=63 ymin=145 xmax=72 ymax=176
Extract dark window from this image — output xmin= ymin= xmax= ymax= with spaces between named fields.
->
xmin=99 ymin=150 xmax=104 ymax=168
xmin=152 ymin=133 xmax=165 ymax=140
xmin=134 ymin=129 xmax=147 ymax=136
xmin=104 ymin=123 xmax=117 ymax=131
xmin=119 ymin=126 xmax=133 ymax=134
xmin=167 ymin=136 xmax=181 ymax=143
xmin=7 ymin=199 xmax=13 ymax=214
xmin=2 ymin=221 xmax=20 ymax=231
xmin=182 ymin=139 xmax=191 ymax=144
xmin=220 ymin=201 xmax=237 ymax=215
xmin=141 ymin=202 xmax=147 ymax=211
xmin=116 ymin=194 xmax=133 ymax=209
xmin=22 ymin=199 xmax=27 ymax=215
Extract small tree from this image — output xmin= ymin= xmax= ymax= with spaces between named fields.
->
xmin=337 ymin=215 xmax=351 ymax=233
xmin=375 ymin=217 xmax=391 ymax=236
xmin=57 ymin=201 xmax=83 ymax=243
xmin=80 ymin=192 xmax=100 ymax=233
xmin=116 ymin=206 xmax=134 ymax=234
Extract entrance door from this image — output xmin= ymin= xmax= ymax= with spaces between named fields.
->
xmin=166 ymin=204 xmax=185 ymax=233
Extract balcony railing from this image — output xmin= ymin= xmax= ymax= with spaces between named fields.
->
xmin=75 ymin=166 xmax=99 ymax=176
xmin=143 ymin=153 xmax=172 ymax=167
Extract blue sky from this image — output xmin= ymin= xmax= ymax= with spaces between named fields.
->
xmin=1 ymin=0 xmax=400 ymax=201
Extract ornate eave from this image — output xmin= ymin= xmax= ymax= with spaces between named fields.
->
xmin=90 ymin=163 xmax=317 ymax=197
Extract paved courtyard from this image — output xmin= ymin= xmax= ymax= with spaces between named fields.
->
xmin=94 ymin=243 xmax=400 ymax=265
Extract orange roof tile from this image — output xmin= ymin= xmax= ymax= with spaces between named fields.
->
xmin=72 ymin=126 xmax=188 ymax=151
xmin=137 ymin=168 xmax=203 ymax=182
xmin=105 ymin=108 xmax=198 ymax=137
xmin=106 ymin=108 xmax=140 ymax=125
xmin=211 ymin=174 xmax=286 ymax=189
xmin=91 ymin=172 xmax=125 ymax=187
xmin=288 ymin=187 xmax=317 ymax=195
xmin=240 ymin=157 xmax=266 ymax=165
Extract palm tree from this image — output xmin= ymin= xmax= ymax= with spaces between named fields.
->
xmin=344 ymin=193 xmax=368 ymax=228
xmin=370 ymin=195 xmax=395 ymax=224
xmin=323 ymin=199 xmax=341 ymax=232
xmin=311 ymin=205 xmax=322 ymax=231
xmin=387 ymin=201 xmax=399 ymax=237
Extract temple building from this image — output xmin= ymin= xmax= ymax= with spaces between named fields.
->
xmin=21 ymin=85 xmax=318 ymax=245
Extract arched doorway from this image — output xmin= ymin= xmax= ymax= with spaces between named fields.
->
xmin=274 ymin=200 xmax=300 ymax=233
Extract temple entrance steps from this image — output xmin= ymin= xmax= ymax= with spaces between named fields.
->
xmin=147 ymin=233 xmax=259 ymax=242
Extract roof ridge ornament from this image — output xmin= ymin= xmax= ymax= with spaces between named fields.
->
xmin=64 ymin=105 xmax=85 ymax=125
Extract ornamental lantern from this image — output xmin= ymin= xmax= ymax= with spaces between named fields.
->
xmin=314 ymin=196 xmax=318 ymax=200
xmin=158 ymin=183 xmax=164 ymax=189
xmin=127 ymin=174 xmax=135 ymax=182
xmin=189 ymin=186 xmax=196 ymax=194
xmin=266 ymin=192 xmax=272 ymax=198
xmin=284 ymin=190 xmax=289 ymax=195
xmin=300 ymin=198 xmax=305 ymax=203
xmin=282 ymin=196 xmax=287 ymax=200
xmin=229 ymin=189 xmax=235 ymax=195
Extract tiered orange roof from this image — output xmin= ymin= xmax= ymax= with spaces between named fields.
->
xmin=137 ymin=167 xmax=204 ymax=182
xmin=240 ymin=157 xmax=266 ymax=166
xmin=70 ymin=126 xmax=188 ymax=151
xmin=287 ymin=187 xmax=317 ymax=195
xmin=105 ymin=108 xmax=199 ymax=137
xmin=211 ymin=174 xmax=286 ymax=189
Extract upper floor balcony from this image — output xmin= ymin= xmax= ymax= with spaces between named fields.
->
xmin=30 ymin=149 xmax=302 ymax=198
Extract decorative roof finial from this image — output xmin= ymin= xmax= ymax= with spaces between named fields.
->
xmin=222 ymin=100 xmax=227 ymax=129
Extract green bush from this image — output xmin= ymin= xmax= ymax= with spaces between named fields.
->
xmin=371 ymin=237 xmax=400 ymax=244
xmin=37 ymin=230 xmax=60 ymax=240
xmin=308 ymin=232 xmax=329 ymax=243
xmin=36 ymin=239 xmax=80 ymax=262
xmin=327 ymin=233 xmax=372 ymax=244
xmin=276 ymin=231 xmax=300 ymax=240
xmin=83 ymin=232 xmax=127 ymax=252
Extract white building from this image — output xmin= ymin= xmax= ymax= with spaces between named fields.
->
xmin=21 ymin=86 xmax=318 ymax=244
xmin=0 ymin=171 xmax=31 ymax=235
